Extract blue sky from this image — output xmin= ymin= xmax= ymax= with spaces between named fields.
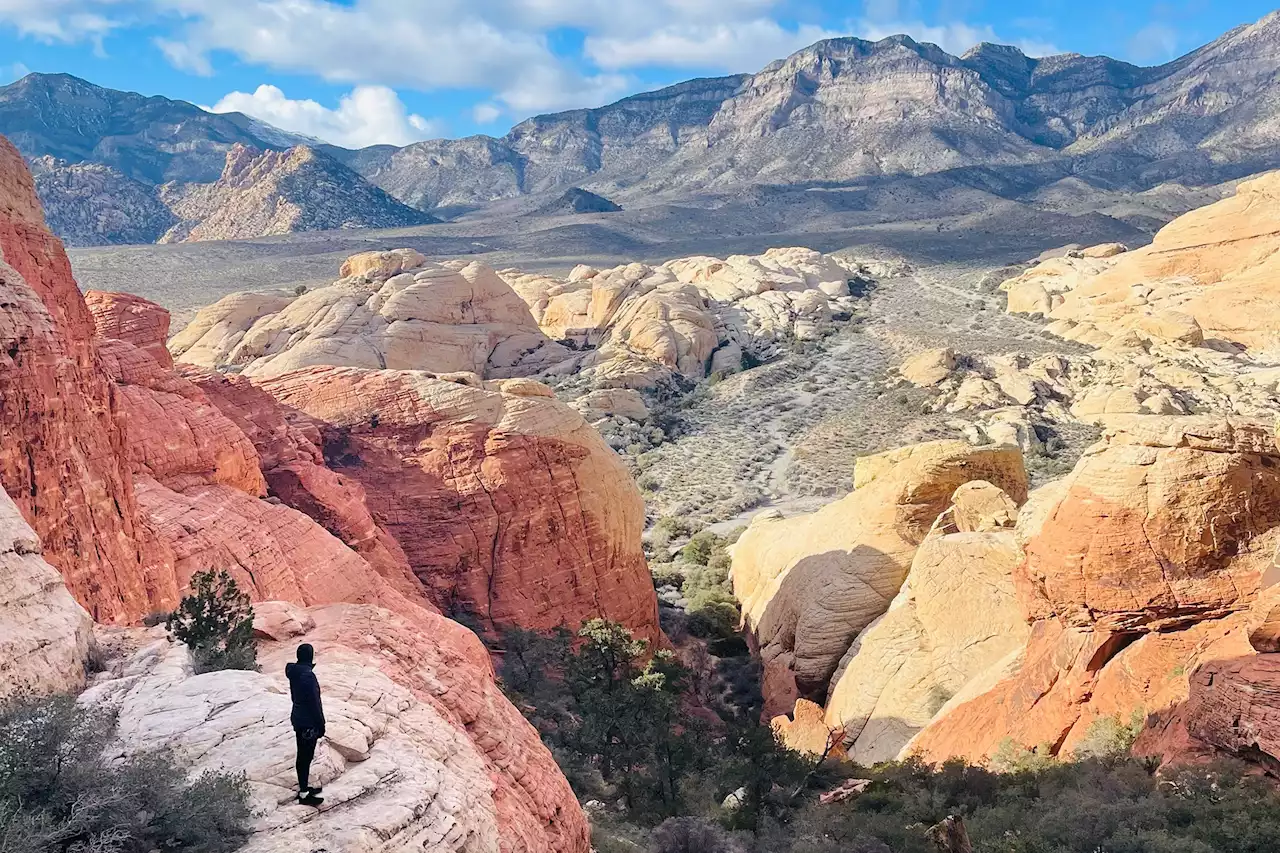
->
xmin=1 ymin=0 xmax=1274 ymax=148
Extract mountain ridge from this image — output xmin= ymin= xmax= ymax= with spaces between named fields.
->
xmin=331 ymin=11 xmax=1280 ymax=212
xmin=5 ymin=10 xmax=1280 ymax=245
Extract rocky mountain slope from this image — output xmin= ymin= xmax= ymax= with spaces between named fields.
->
xmin=158 ymin=144 xmax=435 ymax=243
xmin=29 ymin=156 xmax=175 ymax=245
xmin=353 ymin=11 xmax=1280 ymax=211
xmin=0 ymin=72 xmax=311 ymax=185
xmin=0 ymin=75 xmax=429 ymax=245
xmin=13 ymin=10 xmax=1280 ymax=248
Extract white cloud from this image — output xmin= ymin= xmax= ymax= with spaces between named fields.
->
xmin=151 ymin=0 xmax=643 ymax=114
xmin=155 ymin=35 xmax=212 ymax=75
xmin=1015 ymin=38 xmax=1061 ymax=58
xmin=856 ymin=20 xmax=993 ymax=54
xmin=586 ymin=19 xmax=840 ymax=71
xmin=209 ymin=84 xmax=443 ymax=148
xmin=472 ymin=103 xmax=502 ymax=123
xmin=0 ymin=0 xmax=122 ymax=45
xmin=1127 ymin=22 xmax=1179 ymax=65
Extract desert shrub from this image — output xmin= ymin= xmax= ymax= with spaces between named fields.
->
xmin=679 ymin=530 xmax=721 ymax=566
xmin=685 ymin=597 xmax=739 ymax=639
xmin=1073 ymin=709 xmax=1145 ymax=760
xmin=650 ymin=564 xmax=686 ymax=590
xmin=166 ymin=569 xmax=257 ymax=674
xmin=293 ymin=284 xmax=308 ymax=296
xmin=767 ymin=756 xmax=1280 ymax=853
xmin=683 ymin=563 xmax=729 ymax=599
xmin=649 ymin=817 xmax=742 ymax=853
xmin=496 ymin=619 xmax=716 ymax=818
xmin=989 ymin=738 xmax=1058 ymax=773
xmin=651 ymin=517 xmax=699 ymax=550
xmin=0 ymin=693 xmax=252 ymax=853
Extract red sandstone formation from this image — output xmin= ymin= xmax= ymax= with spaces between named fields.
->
xmin=260 ymin=366 xmax=662 ymax=642
xmin=85 ymin=290 xmax=173 ymax=367
xmin=181 ymin=368 xmax=429 ymax=605
xmin=0 ymin=136 xmax=155 ymax=622
xmin=0 ymin=134 xmax=591 ymax=852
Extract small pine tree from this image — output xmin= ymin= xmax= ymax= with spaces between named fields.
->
xmin=167 ymin=569 xmax=258 ymax=674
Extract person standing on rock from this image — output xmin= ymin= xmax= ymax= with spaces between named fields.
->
xmin=286 ymin=643 xmax=325 ymax=806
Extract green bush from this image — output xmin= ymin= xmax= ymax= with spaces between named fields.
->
xmin=0 ymin=693 xmax=252 ymax=853
xmin=650 ymin=564 xmax=686 ymax=590
xmin=166 ymin=569 xmax=257 ymax=674
xmin=769 ymin=756 xmax=1280 ymax=853
xmin=685 ymin=596 xmax=739 ymax=639
xmin=680 ymin=531 xmax=721 ymax=566
xmin=649 ymin=817 xmax=742 ymax=852
xmin=651 ymin=517 xmax=699 ymax=550
xmin=683 ymin=563 xmax=730 ymax=600
xmin=989 ymin=738 xmax=1058 ymax=774
xmin=1073 ymin=709 xmax=1145 ymax=760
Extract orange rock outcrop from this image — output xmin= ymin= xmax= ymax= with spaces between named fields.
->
xmin=259 ymin=366 xmax=661 ymax=642
xmin=0 ymin=135 xmax=157 ymax=622
xmin=0 ymin=133 xmax=592 ymax=852
xmin=84 ymin=290 xmax=173 ymax=367
xmin=909 ymin=416 xmax=1280 ymax=763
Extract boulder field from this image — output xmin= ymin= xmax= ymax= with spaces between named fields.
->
xmin=168 ymin=245 xmax=886 ymax=393
xmin=795 ymin=167 xmax=1280 ymax=773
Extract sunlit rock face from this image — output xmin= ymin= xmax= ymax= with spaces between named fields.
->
xmin=731 ymin=441 xmax=1027 ymax=717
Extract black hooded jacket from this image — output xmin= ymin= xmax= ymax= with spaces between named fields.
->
xmin=285 ymin=646 xmax=325 ymax=735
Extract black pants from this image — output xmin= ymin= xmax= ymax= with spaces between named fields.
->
xmin=295 ymin=729 xmax=319 ymax=790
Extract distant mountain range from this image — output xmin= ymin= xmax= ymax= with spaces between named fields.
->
xmin=1 ymin=73 xmax=425 ymax=244
xmin=4 ymin=10 xmax=1280 ymax=246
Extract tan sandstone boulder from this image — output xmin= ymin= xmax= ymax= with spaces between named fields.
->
xmin=573 ymin=388 xmax=650 ymax=422
xmin=1008 ymin=172 xmax=1280 ymax=350
xmin=340 ymin=248 xmax=427 ymax=280
xmin=169 ymin=256 xmax=570 ymax=379
xmin=900 ymin=348 xmax=956 ymax=387
xmin=731 ymin=441 xmax=1027 ymax=715
xmin=819 ymin=483 xmax=1028 ymax=762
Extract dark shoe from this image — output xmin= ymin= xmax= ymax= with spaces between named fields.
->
xmin=298 ymin=791 xmax=324 ymax=807
xmin=307 ymin=786 xmax=323 ymax=796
